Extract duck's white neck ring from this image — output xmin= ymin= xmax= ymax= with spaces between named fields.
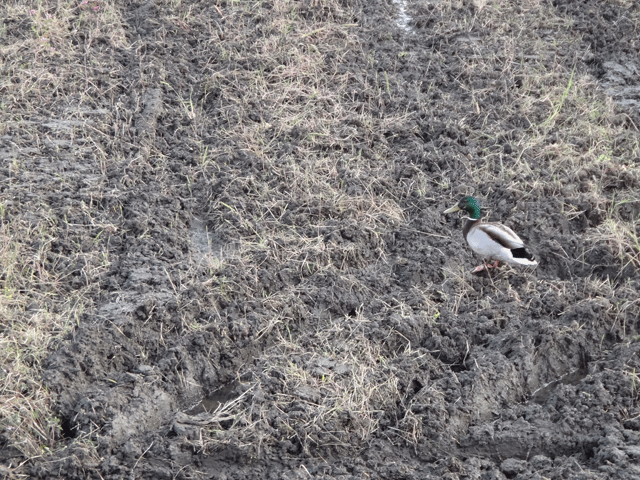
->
xmin=462 ymin=216 xmax=481 ymax=240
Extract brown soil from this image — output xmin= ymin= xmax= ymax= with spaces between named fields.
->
xmin=2 ymin=0 xmax=640 ymax=478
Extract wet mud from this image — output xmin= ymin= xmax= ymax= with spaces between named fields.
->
xmin=2 ymin=0 xmax=640 ymax=478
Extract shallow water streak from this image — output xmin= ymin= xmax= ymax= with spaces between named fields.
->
xmin=392 ymin=0 xmax=413 ymax=32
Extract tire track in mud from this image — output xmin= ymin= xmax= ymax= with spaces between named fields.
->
xmin=37 ymin=2 xmax=267 ymax=473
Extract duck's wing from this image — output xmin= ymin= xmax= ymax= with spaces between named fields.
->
xmin=475 ymin=223 xmax=525 ymax=250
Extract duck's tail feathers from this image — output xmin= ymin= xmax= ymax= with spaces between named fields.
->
xmin=510 ymin=247 xmax=538 ymax=266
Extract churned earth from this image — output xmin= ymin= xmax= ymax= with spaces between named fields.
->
xmin=1 ymin=0 xmax=640 ymax=478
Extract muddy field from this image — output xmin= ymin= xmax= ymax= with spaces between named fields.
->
xmin=1 ymin=0 xmax=640 ymax=478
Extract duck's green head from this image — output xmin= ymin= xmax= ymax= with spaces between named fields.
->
xmin=444 ymin=196 xmax=481 ymax=219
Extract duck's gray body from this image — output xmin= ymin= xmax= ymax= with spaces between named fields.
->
xmin=463 ymin=218 xmax=537 ymax=266
xmin=445 ymin=197 xmax=537 ymax=270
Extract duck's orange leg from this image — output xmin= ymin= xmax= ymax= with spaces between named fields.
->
xmin=471 ymin=260 xmax=500 ymax=273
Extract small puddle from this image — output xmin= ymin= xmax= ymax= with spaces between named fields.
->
xmin=528 ymin=367 xmax=588 ymax=405
xmin=190 ymin=217 xmax=215 ymax=258
xmin=185 ymin=381 xmax=242 ymax=416
xmin=190 ymin=216 xmax=233 ymax=267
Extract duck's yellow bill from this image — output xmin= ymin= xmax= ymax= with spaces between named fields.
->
xmin=444 ymin=205 xmax=461 ymax=214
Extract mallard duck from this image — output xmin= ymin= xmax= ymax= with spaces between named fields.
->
xmin=444 ymin=196 xmax=538 ymax=273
